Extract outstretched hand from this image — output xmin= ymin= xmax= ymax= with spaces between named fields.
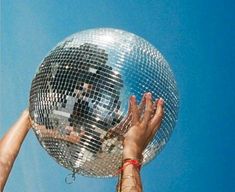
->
xmin=0 ymin=109 xmax=32 ymax=191
xmin=123 ymin=93 xmax=164 ymax=160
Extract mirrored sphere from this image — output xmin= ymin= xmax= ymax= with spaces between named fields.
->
xmin=29 ymin=28 xmax=179 ymax=177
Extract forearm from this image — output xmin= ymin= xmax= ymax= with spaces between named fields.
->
xmin=116 ymin=94 xmax=163 ymax=192
xmin=117 ymin=164 xmax=142 ymax=192
xmin=117 ymin=146 xmax=143 ymax=192
xmin=0 ymin=110 xmax=31 ymax=191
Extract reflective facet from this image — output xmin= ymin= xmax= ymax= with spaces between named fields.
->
xmin=29 ymin=28 xmax=179 ymax=177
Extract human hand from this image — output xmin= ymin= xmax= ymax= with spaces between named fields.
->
xmin=123 ymin=93 xmax=164 ymax=160
xmin=0 ymin=109 xmax=32 ymax=191
xmin=21 ymin=109 xmax=32 ymax=130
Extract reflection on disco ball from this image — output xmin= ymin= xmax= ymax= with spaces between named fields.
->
xmin=29 ymin=28 xmax=179 ymax=177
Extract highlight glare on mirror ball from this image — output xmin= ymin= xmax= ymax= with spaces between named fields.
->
xmin=29 ymin=28 xmax=179 ymax=177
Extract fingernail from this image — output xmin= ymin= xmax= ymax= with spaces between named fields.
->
xmin=147 ymin=92 xmax=152 ymax=98
xmin=158 ymin=98 xmax=164 ymax=105
xmin=130 ymin=95 xmax=136 ymax=104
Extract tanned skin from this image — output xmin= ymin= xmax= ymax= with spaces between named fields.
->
xmin=0 ymin=93 xmax=164 ymax=192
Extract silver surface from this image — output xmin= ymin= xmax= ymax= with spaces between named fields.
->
xmin=29 ymin=28 xmax=179 ymax=177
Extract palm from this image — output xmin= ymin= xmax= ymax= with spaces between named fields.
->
xmin=123 ymin=93 xmax=164 ymax=159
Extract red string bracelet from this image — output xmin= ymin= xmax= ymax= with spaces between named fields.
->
xmin=116 ymin=159 xmax=142 ymax=175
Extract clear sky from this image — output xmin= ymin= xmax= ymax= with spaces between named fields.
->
xmin=1 ymin=0 xmax=234 ymax=191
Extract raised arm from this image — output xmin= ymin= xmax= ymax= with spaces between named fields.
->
xmin=117 ymin=93 xmax=164 ymax=192
xmin=0 ymin=109 xmax=31 ymax=191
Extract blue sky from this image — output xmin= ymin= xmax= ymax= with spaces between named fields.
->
xmin=1 ymin=0 xmax=234 ymax=191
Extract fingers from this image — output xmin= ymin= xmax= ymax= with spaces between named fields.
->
xmin=129 ymin=94 xmax=164 ymax=130
xmin=125 ymin=97 xmax=133 ymax=126
xmin=130 ymin=95 xmax=139 ymax=124
xmin=142 ymin=93 xmax=153 ymax=126
xmin=20 ymin=109 xmax=32 ymax=130
xmin=150 ymin=98 xmax=164 ymax=130
xmin=138 ymin=93 xmax=146 ymax=114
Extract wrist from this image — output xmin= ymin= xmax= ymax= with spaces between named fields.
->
xmin=123 ymin=143 xmax=143 ymax=161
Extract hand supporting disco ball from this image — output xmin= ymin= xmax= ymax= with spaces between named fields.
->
xmin=29 ymin=28 xmax=179 ymax=177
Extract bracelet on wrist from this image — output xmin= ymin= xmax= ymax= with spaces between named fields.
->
xmin=116 ymin=159 xmax=142 ymax=175
xmin=123 ymin=155 xmax=143 ymax=164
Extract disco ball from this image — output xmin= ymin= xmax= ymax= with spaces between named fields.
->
xmin=29 ymin=28 xmax=179 ymax=177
